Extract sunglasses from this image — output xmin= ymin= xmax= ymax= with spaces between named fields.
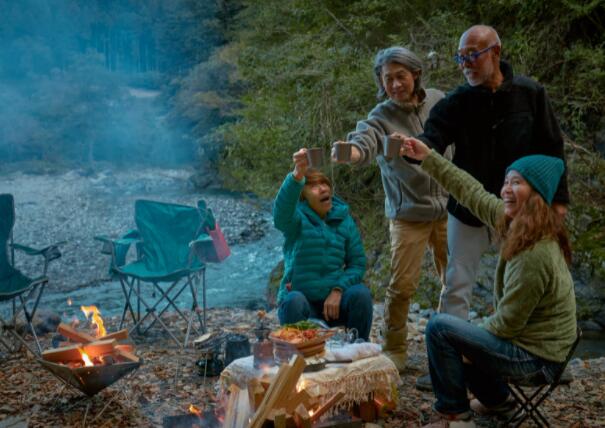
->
xmin=453 ymin=44 xmax=498 ymax=65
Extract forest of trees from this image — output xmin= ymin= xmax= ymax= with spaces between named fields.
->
xmin=0 ymin=0 xmax=229 ymax=166
xmin=204 ymin=0 xmax=605 ymax=311
xmin=1 ymin=0 xmax=604 ymax=314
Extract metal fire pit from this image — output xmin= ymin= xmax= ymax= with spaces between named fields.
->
xmin=38 ymin=357 xmax=141 ymax=397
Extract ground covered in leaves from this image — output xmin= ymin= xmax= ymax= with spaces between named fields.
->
xmin=0 ymin=307 xmax=603 ymax=428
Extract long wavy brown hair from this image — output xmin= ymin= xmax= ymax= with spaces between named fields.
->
xmin=496 ymin=191 xmax=572 ymax=264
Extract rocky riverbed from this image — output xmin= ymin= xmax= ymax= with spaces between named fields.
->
xmin=0 ymin=166 xmax=282 ymax=311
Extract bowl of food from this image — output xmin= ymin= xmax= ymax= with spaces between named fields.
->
xmin=270 ymin=320 xmax=334 ymax=360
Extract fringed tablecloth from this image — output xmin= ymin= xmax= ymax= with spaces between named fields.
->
xmin=219 ymin=352 xmax=400 ymax=412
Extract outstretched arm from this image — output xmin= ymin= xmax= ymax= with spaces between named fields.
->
xmin=403 ymin=137 xmax=503 ymax=229
xmin=273 ymin=149 xmax=308 ymax=235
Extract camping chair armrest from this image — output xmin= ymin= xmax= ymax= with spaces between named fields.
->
xmin=11 ymin=241 xmax=66 ymax=275
xmin=94 ymin=231 xmax=141 ymax=269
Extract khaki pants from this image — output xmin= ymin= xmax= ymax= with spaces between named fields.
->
xmin=384 ymin=218 xmax=448 ymax=340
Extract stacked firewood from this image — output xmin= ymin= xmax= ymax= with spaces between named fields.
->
xmin=241 ymin=355 xmax=345 ymax=428
xmin=41 ymin=323 xmax=138 ymax=367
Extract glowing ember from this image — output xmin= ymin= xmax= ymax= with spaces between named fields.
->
xmin=81 ymin=305 xmax=106 ymax=337
xmin=79 ymin=349 xmax=94 ymax=367
xmin=189 ymin=404 xmax=202 ymax=417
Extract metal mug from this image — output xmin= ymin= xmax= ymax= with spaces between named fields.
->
xmin=383 ymin=135 xmax=402 ymax=159
xmin=306 ymin=147 xmax=324 ymax=168
xmin=333 ymin=142 xmax=353 ymax=163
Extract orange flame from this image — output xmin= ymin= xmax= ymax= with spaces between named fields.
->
xmin=79 ymin=349 xmax=94 ymax=367
xmin=189 ymin=404 xmax=202 ymax=417
xmin=81 ymin=305 xmax=106 ymax=337
xmin=67 ymin=297 xmax=73 ymax=306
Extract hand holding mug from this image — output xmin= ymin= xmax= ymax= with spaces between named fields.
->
xmin=331 ymin=141 xmax=361 ymax=164
xmin=292 ymin=148 xmax=308 ymax=180
xmin=403 ymin=137 xmax=431 ymax=161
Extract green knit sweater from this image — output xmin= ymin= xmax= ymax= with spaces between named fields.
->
xmin=422 ymin=151 xmax=576 ymax=363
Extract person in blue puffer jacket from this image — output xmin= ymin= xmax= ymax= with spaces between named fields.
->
xmin=273 ymin=148 xmax=373 ymax=340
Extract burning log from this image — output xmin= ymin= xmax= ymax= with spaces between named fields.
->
xmin=41 ymin=339 xmax=118 ymax=363
xmin=57 ymin=323 xmax=96 ymax=343
xmin=57 ymin=322 xmax=130 ymax=344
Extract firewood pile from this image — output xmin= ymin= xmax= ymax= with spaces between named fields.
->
xmin=222 ymin=354 xmax=346 ymax=428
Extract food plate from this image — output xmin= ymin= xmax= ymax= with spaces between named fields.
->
xmin=269 ymin=329 xmax=334 ymax=358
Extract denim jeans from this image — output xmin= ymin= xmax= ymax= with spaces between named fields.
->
xmin=426 ymin=314 xmax=563 ymax=415
xmin=278 ymin=284 xmax=373 ymax=340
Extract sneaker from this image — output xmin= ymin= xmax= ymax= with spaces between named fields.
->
xmin=470 ymin=396 xmax=518 ymax=419
xmin=422 ymin=412 xmax=476 ymax=428
xmin=416 ymin=373 xmax=433 ymax=392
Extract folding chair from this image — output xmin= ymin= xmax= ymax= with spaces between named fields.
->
xmin=506 ymin=327 xmax=582 ymax=427
xmin=95 ymin=199 xmax=216 ymax=348
xmin=0 ymin=194 xmax=63 ymax=355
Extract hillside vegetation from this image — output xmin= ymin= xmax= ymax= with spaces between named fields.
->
xmin=196 ymin=0 xmax=605 ymax=314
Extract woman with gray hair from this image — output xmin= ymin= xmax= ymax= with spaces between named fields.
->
xmin=333 ymin=46 xmax=451 ymax=373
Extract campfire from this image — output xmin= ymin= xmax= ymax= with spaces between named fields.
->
xmin=39 ymin=306 xmax=141 ymax=397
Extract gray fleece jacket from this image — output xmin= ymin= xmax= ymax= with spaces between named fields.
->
xmin=347 ymin=88 xmax=451 ymax=221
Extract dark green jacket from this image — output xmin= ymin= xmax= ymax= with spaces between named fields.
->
xmin=273 ymin=173 xmax=366 ymax=304
xmin=422 ymin=151 xmax=576 ymax=363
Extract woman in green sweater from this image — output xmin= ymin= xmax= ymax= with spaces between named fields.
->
xmin=402 ymin=138 xmax=576 ymax=428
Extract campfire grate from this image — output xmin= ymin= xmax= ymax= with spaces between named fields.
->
xmin=38 ymin=357 xmax=141 ymax=397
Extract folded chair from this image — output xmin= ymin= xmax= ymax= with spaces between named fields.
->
xmin=0 ymin=194 xmax=63 ymax=355
xmin=95 ymin=199 xmax=217 ymax=348
xmin=506 ymin=327 xmax=582 ymax=427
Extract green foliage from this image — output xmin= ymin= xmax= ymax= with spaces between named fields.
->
xmin=208 ymin=0 xmax=605 ymax=312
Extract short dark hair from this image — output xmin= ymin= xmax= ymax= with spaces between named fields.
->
xmin=300 ymin=170 xmax=332 ymax=200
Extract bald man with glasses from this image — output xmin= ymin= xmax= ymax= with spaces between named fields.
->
xmin=406 ymin=25 xmax=569 ymax=392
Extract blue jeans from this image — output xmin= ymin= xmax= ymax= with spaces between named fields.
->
xmin=426 ymin=314 xmax=563 ymax=415
xmin=278 ymin=284 xmax=373 ymax=341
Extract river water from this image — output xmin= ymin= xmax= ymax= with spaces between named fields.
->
xmin=0 ymin=167 xmax=283 ymax=322
xmin=38 ymin=223 xmax=283 ymax=320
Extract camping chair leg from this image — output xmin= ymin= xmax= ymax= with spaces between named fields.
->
xmin=144 ymin=281 xmax=193 ymax=333
xmin=140 ymin=280 xmax=182 ymax=332
xmin=17 ymin=285 xmax=44 ymax=355
xmin=128 ymin=287 xmax=182 ymax=346
xmin=202 ymin=269 xmax=207 ymax=331
xmin=508 ymin=384 xmax=548 ymax=428
xmin=137 ymin=279 xmax=141 ymax=323
xmin=191 ymin=272 xmax=205 ymax=333
xmin=118 ymin=277 xmax=137 ymax=330
xmin=525 ymin=386 xmax=553 ymax=427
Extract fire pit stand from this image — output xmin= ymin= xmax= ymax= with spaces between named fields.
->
xmin=38 ymin=358 xmax=141 ymax=426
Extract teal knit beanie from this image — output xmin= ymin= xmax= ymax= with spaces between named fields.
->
xmin=506 ymin=155 xmax=564 ymax=205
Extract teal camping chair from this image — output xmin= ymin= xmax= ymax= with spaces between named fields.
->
xmin=0 ymin=194 xmax=63 ymax=355
xmin=95 ymin=199 xmax=217 ymax=347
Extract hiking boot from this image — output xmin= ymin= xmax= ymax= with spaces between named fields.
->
xmin=382 ymin=328 xmax=408 ymax=373
xmin=384 ymin=350 xmax=407 ymax=373
xmin=470 ymin=396 xmax=518 ymax=419
xmin=416 ymin=373 xmax=433 ymax=391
